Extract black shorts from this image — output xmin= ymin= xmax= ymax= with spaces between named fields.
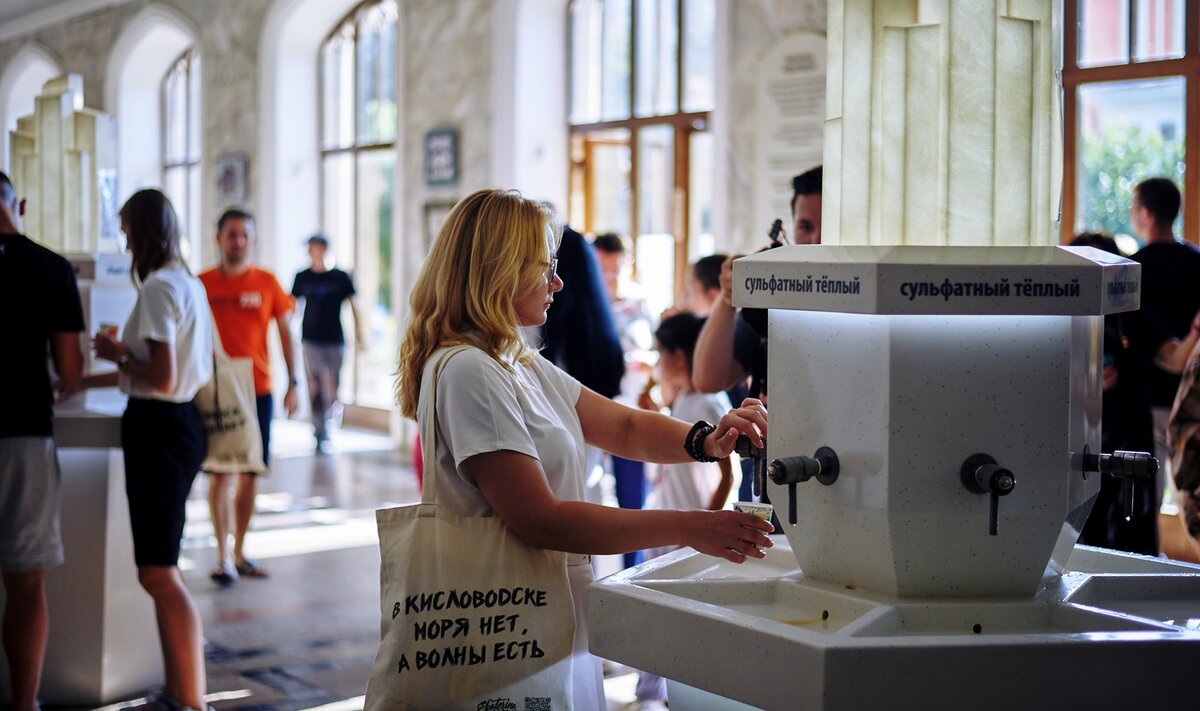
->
xmin=122 ymin=398 xmax=207 ymax=566
xmin=256 ymin=393 xmax=273 ymax=468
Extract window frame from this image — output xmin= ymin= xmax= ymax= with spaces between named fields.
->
xmin=567 ymin=0 xmax=712 ymax=300
xmin=160 ymin=46 xmax=200 ymax=262
xmin=317 ymin=0 xmax=398 ymax=409
xmin=1062 ymin=0 xmax=1200 ymax=244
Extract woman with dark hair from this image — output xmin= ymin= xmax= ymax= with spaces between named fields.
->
xmin=69 ymin=189 xmax=214 ymax=711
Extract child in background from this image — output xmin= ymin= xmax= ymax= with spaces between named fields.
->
xmin=646 ymin=313 xmax=735 ymax=518
xmin=635 ymin=312 xmax=736 ymax=707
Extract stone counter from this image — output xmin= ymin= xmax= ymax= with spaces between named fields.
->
xmin=0 ymin=389 xmax=162 ymax=706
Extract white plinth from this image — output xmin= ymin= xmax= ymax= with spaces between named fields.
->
xmin=0 ymin=392 xmax=161 ymax=706
xmin=589 ymin=540 xmax=1200 ymax=711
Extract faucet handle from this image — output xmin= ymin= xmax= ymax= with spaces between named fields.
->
xmin=961 ymin=453 xmax=1016 ymax=536
xmin=1079 ymin=450 xmax=1158 ymax=521
xmin=735 ymin=435 xmax=767 ymax=498
xmin=765 ymin=447 xmax=841 ymax=525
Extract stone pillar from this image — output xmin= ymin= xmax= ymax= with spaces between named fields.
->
xmin=823 ymin=0 xmax=1062 ymax=247
xmin=9 ymin=74 xmax=117 ymax=254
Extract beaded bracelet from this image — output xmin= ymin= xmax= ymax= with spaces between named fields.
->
xmin=684 ymin=420 xmax=720 ymax=463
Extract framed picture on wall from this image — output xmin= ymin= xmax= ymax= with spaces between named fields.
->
xmin=424 ymin=128 xmax=458 ymax=187
xmin=424 ymin=201 xmax=455 ymax=248
xmin=215 ymin=152 xmax=248 ymax=204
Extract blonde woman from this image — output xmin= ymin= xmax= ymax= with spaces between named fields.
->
xmin=396 ymin=189 xmax=773 ymax=710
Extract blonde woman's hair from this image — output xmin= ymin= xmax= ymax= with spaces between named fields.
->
xmin=396 ymin=189 xmax=560 ymax=418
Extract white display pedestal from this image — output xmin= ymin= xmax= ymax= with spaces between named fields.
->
xmin=0 ymin=391 xmax=162 ymax=706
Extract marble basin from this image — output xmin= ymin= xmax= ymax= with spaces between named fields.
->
xmin=1067 ymin=573 xmax=1200 ymax=630
xmin=589 ymin=539 xmax=1200 ymax=710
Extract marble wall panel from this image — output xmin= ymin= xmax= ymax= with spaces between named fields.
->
xmin=725 ymin=0 xmax=827 ymax=254
xmin=824 ymin=0 xmax=1060 ymax=247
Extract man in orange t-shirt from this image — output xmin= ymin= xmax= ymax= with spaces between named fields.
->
xmin=199 ymin=208 xmax=298 ymax=585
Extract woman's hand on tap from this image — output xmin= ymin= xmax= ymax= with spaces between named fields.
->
xmin=704 ymin=398 xmax=767 ymax=458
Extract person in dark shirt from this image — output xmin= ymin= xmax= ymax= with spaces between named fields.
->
xmin=541 ymin=225 xmax=625 ymax=400
xmin=1073 ymin=232 xmax=1161 ymax=554
xmin=540 ymin=224 xmax=627 ymax=523
xmin=291 ymin=234 xmax=362 ymax=451
xmin=1128 ymin=178 xmax=1200 ymax=524
xmin=0 ymin=171 xmax=84 ymax=711
xmin=694 ymin=166 xmax=822 ymax=401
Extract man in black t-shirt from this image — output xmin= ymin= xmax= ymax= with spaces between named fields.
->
xmin=1128 ymin=178 xmax=1200 ymax=505
xmin=291 ymin=234 xmax=361 ymax=451
xmin=0 ymin=171 xmax=84 ymax=710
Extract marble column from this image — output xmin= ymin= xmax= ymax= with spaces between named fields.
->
xmin=824 ymin=0 xmax=1062 ymax=247
xmin=8 ymin=74 xmax=117 ymax=254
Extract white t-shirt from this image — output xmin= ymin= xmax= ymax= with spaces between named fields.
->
xmin=421 ymin=346 xmax=586 ymax=517
xmin=650 ymin=390 xmax=732 ymax=512
xmin=120 ymin=264 xmax=214 ymax=403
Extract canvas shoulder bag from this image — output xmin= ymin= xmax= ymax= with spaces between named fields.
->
xmin=365 ymin=346 xmax=576 ymax=711
xmin=194 ymin=317 xmax=267 ymax=474
xmin=1170 ymin=344 xmax=1200 ymax=539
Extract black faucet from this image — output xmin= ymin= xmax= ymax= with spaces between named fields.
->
xmin=960 ymin=453 xmax=1016 ymax=536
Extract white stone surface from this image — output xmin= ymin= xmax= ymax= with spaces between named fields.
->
xmin=733 ymin=244 xmax=1142 ymax=315
xmin=720 ymin=0 xmax=826 ymax=254
xmin=589 ymin=539 xmax=1200 ymax=711
xmin=752 ymin=32 xmax=826 ymax=237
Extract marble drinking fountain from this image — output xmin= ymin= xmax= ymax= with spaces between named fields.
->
xmin=589 ymin=246 xmax=1200 ymax=710
xmin=590 ymin=3 xmax=1200 ymax=707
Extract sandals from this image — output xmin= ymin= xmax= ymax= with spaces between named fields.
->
xmin=210 ymin=564 xmax=238 ymax=587
xmin=235 ymin=558 xmax=270 ymax=578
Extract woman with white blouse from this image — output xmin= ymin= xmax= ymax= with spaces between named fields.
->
xmin=395 ymin=188 xmax=773 ymax=710
xmin=73 ymin=189 xmax=214 ymax=711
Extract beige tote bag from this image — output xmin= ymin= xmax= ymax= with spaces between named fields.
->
xmin=365 ymin=346 xmax=575 ymax=711
xmin=194 ymin=324 xmax=266 ymax=475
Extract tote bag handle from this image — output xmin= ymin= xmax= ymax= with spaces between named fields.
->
xmin=416 ymin=345 xmax=474 ymax=508
xmin=208 ymin=309 xmax=227 ymax=429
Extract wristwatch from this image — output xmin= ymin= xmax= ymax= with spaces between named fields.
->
xmin=289 ymin=377 xmax=299 ymax=386
xmin=117 ymin=355 xmax=130 ymax=373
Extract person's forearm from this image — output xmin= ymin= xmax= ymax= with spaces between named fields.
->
xmin=349 ymin=299 xmax=366 ymax=345
xmin=708 ymin=458 xmax=734 ymax=510
xmin=1156 ymin=330 xmax=1200 ymax=374
xmin=82 ymin=371 xmax=120 ymax=389
xmin=279 ymin=322 xmax=298 ymax=382
xmin=601 ymin=406 xmax=695 ymax=465
xmin=693 ymin=299 xmax=740 ymax=392
xmin=518 ymin=501 xmax=708 ymax=555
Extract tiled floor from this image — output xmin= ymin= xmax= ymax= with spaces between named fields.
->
xmin=55 ymin=420 xmax=640 ymax=711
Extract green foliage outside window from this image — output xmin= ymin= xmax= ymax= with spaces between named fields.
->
xmin=1079 ymin=123 xmax=1185 ymax=240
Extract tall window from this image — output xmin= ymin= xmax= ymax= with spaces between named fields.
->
xmin=161 ymin=48 xmax=201 ymax=266
xmin=568 ymin=0 xmax=716 ymax=317
xmin=320 ymin=0 xmax=398 ymax=409
xmin=1064 ymin=0 xmax=1197 ymax=247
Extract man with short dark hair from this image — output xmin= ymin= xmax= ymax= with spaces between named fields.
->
xmin=790 ymin=166 xmax=823 ymax=245
xmin=1128 ymin=177 xmax=1200 ymax=524
xmin=200 ymin=208 xmax=297 ymax=585
xmin=687 ymin=254 xmax=727 ymax=317
xmin=291 ymin=233 xmax=362 ymax=452
xmin=694 ymin=166 xmax=822 ymax=399
xmin=0 ymin=171 xmax=84 ymax=711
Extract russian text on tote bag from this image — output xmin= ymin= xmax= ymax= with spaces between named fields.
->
xmin=194 ymin=321 xmax=266 ymax=475
xmin=365 ymin=346 xmax=575 ymax=710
